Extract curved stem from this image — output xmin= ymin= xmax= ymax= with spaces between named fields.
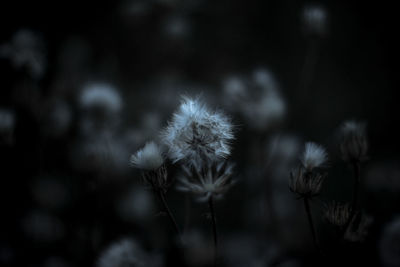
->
xmin=208 ymin=196 xmax=218 ymax=267
xmin=158 ymin=191 xmax=183 ymax=243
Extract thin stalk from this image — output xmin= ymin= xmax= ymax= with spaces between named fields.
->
xmin=343 ymin=161 xmax=361 ymax=235
xmin=303 ymin=197 xmax=320 ymax=253
xmin=158 ymin=191 xmax=183 ymax=243
xmin=208 ymin=196 xmax=218 ymax=267
xmin=184 ymin=194 xmax=191 ymax=233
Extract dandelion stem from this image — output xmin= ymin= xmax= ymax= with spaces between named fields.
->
xmin=158 ymin=191 xmax=183 ymax=243
xmin=343 ymin=161 xmax=361 ymax=235
xmin=208 ymin=196 xmax=218 ymax=267
xmin=303 ymin=197 xmax=320 ymax=253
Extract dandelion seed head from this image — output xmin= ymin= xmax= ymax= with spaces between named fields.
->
xmin=130 ymin=141 xmax=164 ymax=171
xmin=161 ymin=96 xmax=234 ymax=164
xmin=300 ymin=142 xmax=328 ymax=171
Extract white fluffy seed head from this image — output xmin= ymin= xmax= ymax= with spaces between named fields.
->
xmin=300 ymin=142 xmax=328 ymax=171
xmin=130 ymin=141 xmax=164 ymax=171
xmin=79 ymin=83 xmax=122 ymax=114
xmin=161 ymin=96 xmax=234 ymax=164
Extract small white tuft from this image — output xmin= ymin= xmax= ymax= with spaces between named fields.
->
xmin=302 ymin=5 xmax=327 ymax=36
xmin=79 ymin=83 xmax=122 ymax=114
xmin=130 ymin=141 xmax=164 ymax=171
xmin=161 ymin=96 xmax=234 ymax=164
xmin=300 ymin=142 xmax=328 ymax=171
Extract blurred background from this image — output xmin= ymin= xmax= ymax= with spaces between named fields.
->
xmin=1 ymin=0 xmax=399 ymax=266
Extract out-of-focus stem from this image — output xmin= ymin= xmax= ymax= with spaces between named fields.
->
xmin=303 ymin=197 xmax=320 ymax=253
xmin=158 ymin=191 xmax=183 ymax=243
xmin=208 ymin=196 xmax=218 ymax=267
xmin=343 ymin=161 xmax=361 ymax=235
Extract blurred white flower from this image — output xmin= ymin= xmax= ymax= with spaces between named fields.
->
xmin=223 ymin=69 xmax=286 ymax=132
xmin=302 ymin=5 xmax=327 ymax=37
xmin=0 ymin=29 xmax=46 ymax=79
xmin=41 ymin=100 xmax=72 ymax=137
xmin=22 ymin=210 xmax=65 ymax=243
xmin=300 ymin=142 xmax=328 ymax=171
xmin=0 ymin=109 xmax=15 ymax=145
xmin=163 ymin=15 xmax=190 ymax=40
xmin=379 ymin=216 xmax=400 ymax=267
xmin=70 ymin=131 xmax=129 ymax=175
xmin=130 ymin=141 xmax=164 ymax=171
xmin=79 ymin=82 xmax=122 ymax=114
xmin=0 ymin=109 xmax=15 ymax=133
xmin=161 ymin=96 xmax=234 ymax=164
xmin=97 ymin=239 xmax=163 ymax=267
xmin=116 ymin=187 xmax=156 ymax=223
xmin=339 ymin=120 xmax=368 ymax=162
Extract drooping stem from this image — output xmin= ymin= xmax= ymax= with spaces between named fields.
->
xmin=303 ymin=197 xmax=320 ymax=252
xmin=208 ymin=196 xmax=218 ymax=267
xmin=158 ymin=191 xmax=183 ymax=243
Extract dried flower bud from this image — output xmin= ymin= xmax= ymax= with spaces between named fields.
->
xmin=324 ymin=202 xmax=351 ymax=228
xmin=130 ymin=142 xmax=164 ymax=171
xmin=289 ymin=167 xmax=324 ymax=198
xmin=130 ymin=142 xmax=169 ymax=192
xmin=339 ymin=121 xmax=368 ymax=163
xmin=300 ymin=142 xmax=328 ymax=171
xmin=177 ymin=159 xmax=235 ymax=202
xmin=344 ymin=212 xmax=373 ymax=242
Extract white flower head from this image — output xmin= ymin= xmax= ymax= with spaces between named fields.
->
xmin=222 ymin=69 xmax=286 ymax=131
xmin=130 ymin=141 xmax=164 ymax=171
xmin=177 ymin=160 xmax=235 ymax=202
xmin=79 ymin=82 xmax=122 ymax=114
xmin=97 ymin=238 xmax=163 ymax=267
xmin=302 ymin=5 xmax=328 ymax=37
xmin=339 ymin=120 xmax=368 ymax=162
xmin=300 ymin=142 xmax=328 ymax=171
xmin=161 ymin=96 xmax=234 ymax=164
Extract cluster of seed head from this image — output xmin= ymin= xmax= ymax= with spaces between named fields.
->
xmin=161 ymin=96 xmax=234 ymax=165
xmin=130 ymin=96 xmax=236 ymax=199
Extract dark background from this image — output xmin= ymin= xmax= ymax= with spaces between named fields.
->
xmin=1 ymin=1 xmax=399 ymax=266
